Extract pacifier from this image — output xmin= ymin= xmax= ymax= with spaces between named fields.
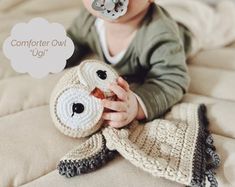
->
xmin=92 ymin=0 xmax=129 ymax=20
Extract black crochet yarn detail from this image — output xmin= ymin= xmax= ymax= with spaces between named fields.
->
xmin=189 ymin=104 xmax=220 ymax=187
xmin=57 ymin=135 xmax=117 ymax=178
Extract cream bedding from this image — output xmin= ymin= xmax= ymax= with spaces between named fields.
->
xmin=157 ymin=0 xmax=235 ymax=56
xmin=0 ymin=0 xmax=235 ymax=187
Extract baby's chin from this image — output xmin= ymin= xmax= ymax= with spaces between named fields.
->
xmin=95 ymin=14 xmax=135 ymax=24
xmin=86 ymin=5 xmax=140 ymax=23
xmin=94 ymin=8 xmax=149 ymax=23
xmin=93 ymin=13 xmax=125 ymax=22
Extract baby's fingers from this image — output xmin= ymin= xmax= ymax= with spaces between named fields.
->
xmin=102 ymin=100 xmax=127 ymax=112
xmin=106 ymin=121 xmax=127 ymax=128
xmin=102 ymin=112 xmax=127 ymax=122
xmin=109 ymin=83 xmax=127 ymax=100
xmin=118 ymin=77 xmax=129 ymax=91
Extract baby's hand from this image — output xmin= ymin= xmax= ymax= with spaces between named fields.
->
xmin=102 ymin=77 xmax=139 ymax=128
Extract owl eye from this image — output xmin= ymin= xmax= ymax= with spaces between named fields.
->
xmin=71 ymin=103 xmax=85 ymax=117
xmin=96 ymin=70 xmax=107 ymax=80
xmin=78 ymin=61 xmax=119 ymax=96
xmin=53 ymin=87 xmax=103 ymax=137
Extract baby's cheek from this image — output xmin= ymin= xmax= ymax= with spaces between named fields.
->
xmin=116 ymin=0 xmax=150 ymax=22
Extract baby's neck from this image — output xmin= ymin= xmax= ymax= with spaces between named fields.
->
xmin=104 ymin=7 xmax=149 ymax=56
xmin=104 ymin=8 xmax=148 ymax=39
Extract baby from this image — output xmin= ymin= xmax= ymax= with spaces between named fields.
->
xmin=66 ymin=0 xmax=191 ymax=128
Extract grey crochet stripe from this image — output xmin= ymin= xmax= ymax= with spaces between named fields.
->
xmin=189 ymin=105 xmax=220 ymax=187
xmin=58 ymin=134 xmax=117 ymax=178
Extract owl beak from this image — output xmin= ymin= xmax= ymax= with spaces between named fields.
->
xmin=90 ymin=87 xmax=105 ymax=100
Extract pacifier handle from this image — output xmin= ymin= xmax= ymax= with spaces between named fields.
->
xmin=92 ymin=0 xmax=105 ymax=11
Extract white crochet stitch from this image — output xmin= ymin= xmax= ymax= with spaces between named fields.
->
xmin=56 ymin=87 xmax=103 ymax=130
xmin=77 ymin=60 xmax=118 ymax=97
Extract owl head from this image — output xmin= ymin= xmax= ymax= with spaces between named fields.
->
xmin=50 ymin=60 xmax=119 ymax=138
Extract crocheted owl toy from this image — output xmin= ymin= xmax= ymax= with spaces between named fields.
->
xmin=50 ymin=60 xmax=220 ymax=187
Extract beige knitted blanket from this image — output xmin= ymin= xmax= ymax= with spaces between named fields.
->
xmin=50 ymin=60 xmax=220 ymax=187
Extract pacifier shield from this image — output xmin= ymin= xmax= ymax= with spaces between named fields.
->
xmin=92 ymin=0 xmax=129 ymax=20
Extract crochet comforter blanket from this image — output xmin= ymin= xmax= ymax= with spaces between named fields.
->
xmin=58 ymin=103 xmax=220 ymax=187
xmin=52 ymin=61 xmax=220 ymax=186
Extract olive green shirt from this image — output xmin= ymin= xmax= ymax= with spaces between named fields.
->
xmin=66 ymin=3 xmax=191 ymax=121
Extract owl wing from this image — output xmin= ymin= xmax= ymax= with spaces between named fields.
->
xmin=58 ymin=132 xmax=117 ymax=178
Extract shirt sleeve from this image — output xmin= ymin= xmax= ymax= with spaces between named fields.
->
xmin=133 ymin=33 xmax=190 ymax=121
xmin=65 ymin=8 xmax=93 ymax=68
xmin=134 ymin=93 xmax=149 ymax=118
